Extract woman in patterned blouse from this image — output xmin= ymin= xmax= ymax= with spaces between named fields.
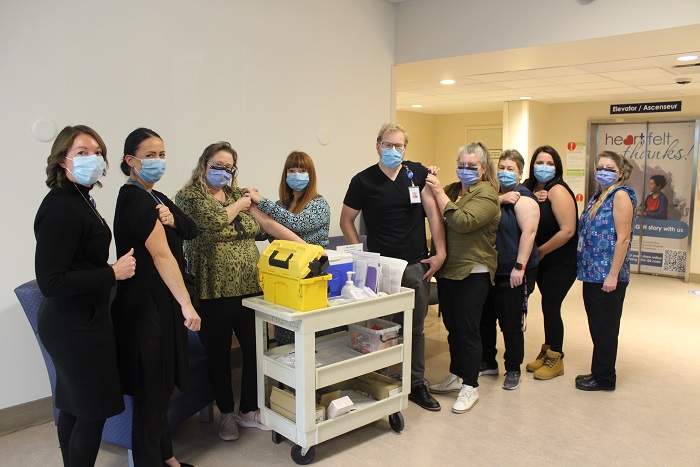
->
xmin=174 ymin=142 xmax=303 ymax=442
xmin=576 ymin=150 xmax=636 ymax=392
xmin=247 ymin=151 xmax=331 ymax=344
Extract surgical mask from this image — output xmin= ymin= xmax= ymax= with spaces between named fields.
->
xmin=135 ymin=158 xmax=166 ymax=184
xmin=286 ymin=172 xmax=309 ymax=191
xmin=381 ymin=148 xmax=403 ymax=169
xmin=66 ymin=155 xmax=105 ymax=186
xmin=595 ymin=169 xmax=619 ymax=187
xmin=456 ymin=167 xmax=480 ymax=186
xmin=534 ymin=165 xmax=555 ymax=183
xmin=497 ymin=170 xmax=517 ymax=189
xmin=206 ymin=169 xmax=232 ymax=189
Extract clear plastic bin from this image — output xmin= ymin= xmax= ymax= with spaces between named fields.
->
xmin=348 ymin=318 xmax=401 ymax=354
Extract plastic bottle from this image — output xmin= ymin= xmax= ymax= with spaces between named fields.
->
xmin=341 ymin=271 xmax=357 ymax=301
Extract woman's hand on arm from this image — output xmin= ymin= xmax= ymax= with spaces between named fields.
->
xmin=244 ymin=188 xmax=263 ymax=204
xmin=224 ymin=195 xmax=251 ymax=223
xmin=425 ymin=174 xmax=450 ymax=212
xmin=144 ymin=221 xmax=201 ymax=330
xmin=499 ymin=191 xmax=521 ymax=206
xmin=512 ymin=196 xmax=540 ymax=288
xmin=603 ymin=190 xmax=634 ymax=292
xmin=112 ymin=248 xmax=136 ymax=280
xmin=537 ymin=185 xmax=576 ymax=259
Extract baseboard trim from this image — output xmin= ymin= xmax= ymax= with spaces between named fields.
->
xmin=0 ymin=397 xmax=54 ymax=436
xmin=689 ymin=273 xmax=700 ymax=284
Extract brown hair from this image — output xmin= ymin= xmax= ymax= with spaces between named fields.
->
xmin=279 ymin=151 xmax=319 ymax=214
xmin=45 ymin=125 xmax=108 ymax=188
xmin=183 ymin=141 xmax=238 ymax=194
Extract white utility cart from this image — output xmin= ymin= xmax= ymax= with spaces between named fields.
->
xmin=243 ymin=288 xmax=414 ymax=465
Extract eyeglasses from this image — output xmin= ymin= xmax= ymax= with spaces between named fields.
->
xmin=208 ymin=162 xmax=237 ymax=175
xmin=380 ymin=142 xmax=406 ymax=152
xmin=457 ymin=164 xmax=480 ymax=171
xmin=596 ymin=167 xmax=618 ymax=173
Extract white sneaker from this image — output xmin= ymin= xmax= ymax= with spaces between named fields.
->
xmin=451 ymin=384 xmax=479 ymax=414
xmin=236 ymin=409 xmax=272 ymax=431
xmin=429 ymin=373 xmax=463 ymax=394
xmin=218 ymin=412 xmax=240 ymax=441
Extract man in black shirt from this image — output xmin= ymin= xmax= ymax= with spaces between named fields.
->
xmin=340 ymin=122 xmax=446 ymax=411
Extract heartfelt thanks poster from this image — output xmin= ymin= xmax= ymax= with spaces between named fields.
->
xmin=597 ymin=121 xmax=696 ymax=278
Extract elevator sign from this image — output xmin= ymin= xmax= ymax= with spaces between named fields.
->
xmin=610 ymin=101 xmax=682 ymax=114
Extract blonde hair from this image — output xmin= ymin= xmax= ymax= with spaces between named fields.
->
xmin=589 ymin=150 xmax=633 ymax=218
xmin=376 ymin=122 xmax=409 ymax=145
xmin=183 ymin=141 xmax=238 ymax=194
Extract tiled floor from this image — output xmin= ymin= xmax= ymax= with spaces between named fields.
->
xmin=2 ymin=274 xmax=700 ymax=466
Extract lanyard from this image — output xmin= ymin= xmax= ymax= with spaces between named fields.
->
xmin=128 ymin=178 xmax=164 ymax=205
xmin=403 ymin=164 xmax=415 ymax=187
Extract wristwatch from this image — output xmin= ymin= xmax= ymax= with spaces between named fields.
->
xmin=514 ymin=262 xmax=526 ymax=271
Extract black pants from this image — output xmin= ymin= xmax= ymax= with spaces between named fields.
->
xmin=437 ymin=273 xmax=491 ymax=387
xmin=132 ymin=335 xmax=174 ymax=467
xmin=536 ymin=263 xmax=577 ymax=353
xmin=56 ymin=411 xmax=106 ymax=467
xmin=198 ymin=295 xmax=258 ymax=414
xmin=583 ymin=281 xmax=628 ymax=387
xmin=481 ymin=268 xmax=537 ymax=372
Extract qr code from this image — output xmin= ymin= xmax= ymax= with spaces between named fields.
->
xmin=662 ymin=249 xmax=686 ymax=273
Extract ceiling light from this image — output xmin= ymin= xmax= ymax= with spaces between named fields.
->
xmin=440 ymin=79 xmax=455 ymax=85
xmin=677 ymin=55 xmax=698 ymax=61
xmin=411 ymin=104 xmax=423 ymax=108
xmin=519 ymin=96 xmax=532 ymax=100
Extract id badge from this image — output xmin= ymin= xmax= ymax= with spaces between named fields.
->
xmin=577 ymin=236 xmax=583 ymax=252
xmin=409 ymin=186 xmax=421 ymax=204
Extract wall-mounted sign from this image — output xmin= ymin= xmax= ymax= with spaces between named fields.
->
xmin=610 ymin=101 xmax=681 ymax=115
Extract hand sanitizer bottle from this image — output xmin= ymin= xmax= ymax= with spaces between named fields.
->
xmin=341 ymin=271 xmax=357 ymax=301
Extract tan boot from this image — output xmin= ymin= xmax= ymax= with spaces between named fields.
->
xmin=526 ymin=344 xmax=550 ymax=372
xmin=534 ymin=349 xmax=564 ymax=380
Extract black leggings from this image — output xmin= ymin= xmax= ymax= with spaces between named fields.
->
xmin=535 ymin=263 xmax=577 ymax=353
xmin=56 ymin=411 xmax=106 ymax=467
xmin=198 ymin=295 xmax=259 ymax=414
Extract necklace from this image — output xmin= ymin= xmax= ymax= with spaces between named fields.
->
xmin=72 ymin=182 xmax=105 ymax=225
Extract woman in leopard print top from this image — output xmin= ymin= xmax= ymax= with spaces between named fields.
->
xmin=175 ymin=141 xmax=303 ymax=440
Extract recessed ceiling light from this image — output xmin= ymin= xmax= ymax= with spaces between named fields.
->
xmin=411 ymin=104 xmax=423 ymax=108
xmin=440 ymin=79 xmax=455 ymax=85
xmin=519 ymin=96 xmax=532 ymax=100
xmin=677 ymin=55 xmax=698 ymax=61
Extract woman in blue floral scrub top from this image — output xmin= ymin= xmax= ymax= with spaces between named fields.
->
xmin=576 ymin=150 xmax=636 ymax=392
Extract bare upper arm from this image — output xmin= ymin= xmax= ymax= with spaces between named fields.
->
xmin=340 ymin=204 xmax=360 ymax=224
xmin=144 ymin=220 xmax=171 ymax=259
xmin=514 ymin=195 xmax=540 ymax=232
xmin=549 ymin=185 xmax=577 ymax=235
xmin=613 ymin=190 xmax=634 ymax=237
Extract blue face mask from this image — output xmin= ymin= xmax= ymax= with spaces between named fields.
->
xmin=206 ymin=169 xmax=232 ymax=189
xmin=135 ymin=158 xmax=166 ymax=184
xmin=595 ymin=169 xmax=619 ymax=187
xmin=457 ymin=167 xmax=480 ymax=186
xmin=66 ymin=154 xmax=105 ymax=186
xmin=286 ymin=172 xmax=310 ymax=192
xmin=381 ymin=148 xmax=403 ymax=169
xmin=497 ymin=170 xmax=518 ymax=189
xmin=533 ymin=165 xmax=555 ymax=183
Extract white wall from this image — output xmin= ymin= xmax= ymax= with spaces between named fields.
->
xmin=0 ymin=0 xmax=395 ymax=410
xmin=395 ymin=0 xmax=700 ymax=63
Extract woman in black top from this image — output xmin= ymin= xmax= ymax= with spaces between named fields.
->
xmin=522 ymin=145 xmax=578 ymax=380
xmin=111 ymin=128 xmax=200 ymax=467
xmin=35 ymin=125 xmax=135 ymax=467
xmin=480 ymin=150 xmax=540 ymax=390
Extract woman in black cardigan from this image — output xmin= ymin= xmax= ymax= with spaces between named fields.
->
xmin=35 ymin=125 xmax=135 ymax=466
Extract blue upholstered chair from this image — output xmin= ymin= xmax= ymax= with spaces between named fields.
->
xmin=14 ymin=279 xmax=214 ymax=466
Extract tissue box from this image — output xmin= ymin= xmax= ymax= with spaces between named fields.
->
xmin=348 ymin=318 xmax=401 ymax=354
xmin=327 ymin=396 xmax=354 ymax=419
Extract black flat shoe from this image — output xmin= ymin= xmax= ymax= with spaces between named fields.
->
xmin=409 ymin=383 xmax=441 ymax=411
xmin=575 ymin=378 xmax=615 ymax=391
xmin=575 ymin=373 xmax=595 ymax=383
xmin=164 ymin=463 xmax=194 ymax=467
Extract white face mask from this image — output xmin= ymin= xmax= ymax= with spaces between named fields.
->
xmin=66 ymin=155 xmax=105 ymax=186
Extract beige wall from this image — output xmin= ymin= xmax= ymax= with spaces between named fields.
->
xmin=395 ymin=111 xmax=437 ymax=166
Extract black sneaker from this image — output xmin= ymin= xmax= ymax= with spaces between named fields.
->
xmin=409 ymin=383 xmax=441 ymax=412
xmin=479 ymin=361 xmax=499 ymax=376
xmin=502 ymin=370 xmax=521 ymax=390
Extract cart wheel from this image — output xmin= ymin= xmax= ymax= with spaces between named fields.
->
xmin=389 ymin=412 xmax=404 ymax=432
xmin=272 ymin=431 xmax=283 ymax=444
xmin=291 ymin=444 xmax=315 ymax=465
